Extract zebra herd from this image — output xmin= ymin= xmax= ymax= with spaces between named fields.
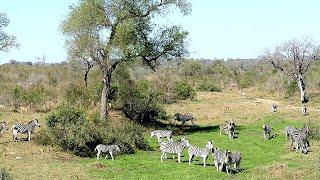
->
xmin=149 ymin=120 xmax=311 ymax=174
xmin=0 ymin=119 xmax=40 ymax=141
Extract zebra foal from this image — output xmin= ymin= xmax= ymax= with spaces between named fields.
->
xmin=12 ymin=119 xmax=40 ymax=142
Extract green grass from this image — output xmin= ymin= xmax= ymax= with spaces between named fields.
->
xmin=80 ymin=115 xmax=319 ymax=179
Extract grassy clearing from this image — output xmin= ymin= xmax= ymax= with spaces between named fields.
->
xmin=0 ymin=91 xmax=319 ymax=179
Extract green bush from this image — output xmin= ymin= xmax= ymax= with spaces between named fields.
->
xmin=197 ymin=82 xmax=222 ymax=92
xmin=0 ymin=169 xmax=11 ymax=180
xmin=284 ymin=80 xmax=297 ymax=99
xmin=238 ymin=70 xmax=257 ymax=88
xmin=173 ymin=81 xmax=196 ymax=100
xmin=35 ymin=104 xmax=149 ymax=157
xmin=118 ymin=80 xmax=167 ymax=123
xmin=63 ymin=84 xmax=92 ymax=108
xmin=307 ymin=121 xmax=320 ymax=141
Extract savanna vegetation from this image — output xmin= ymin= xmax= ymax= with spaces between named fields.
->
xmin=1 ymin=1 xmax=320 ymax=179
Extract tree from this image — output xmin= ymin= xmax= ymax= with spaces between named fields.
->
xmin=61 ymin=0 xmax=191 ymax=120
xmin=0 ymin=13 xmax=18 ymax=52
xmin=262 ymin=38 xmax=320 ymax=113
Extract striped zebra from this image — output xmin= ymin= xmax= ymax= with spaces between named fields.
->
xmin=188 ymin=140 xmax=213 ymax=167
xmin=300 ymin=125 xmax=310 ymax=147
xmin=173 ymin=113 xmax=195 ymax=126
xmin=12 ymin=119 xmax=40 ymax=142
xmin=262 ymin=124 xmax=273 ymax=140
xmin=285 ymin=125 xmax=299 ymax=140
xmin=159 ymin=137 xmax=190 ymax=163
xmin=224 ymin=150 xmax=242 ymax=174
xmin=212 ymin=147 xmax=225 ymax=172
xmin=219 ymin=121 xmax=235 ymax=138
xmin=94 ymin=144 xmax=120 ymax=160
xmin=0 ymin=122 xmax=9 ymax=134
xmin=151 ymin=130 xmax=172 ymax=143
xmin=291 ymin=132 xmax=308 ymax=154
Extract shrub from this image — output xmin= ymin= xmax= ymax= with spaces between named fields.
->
xmin=197 ymin=82 xmax=222 ymax=92
xmin=284 ymin=80 xmax=297 ymax=99
xmin=307 ymin=121 xmax=320 ymax=140
xmin=0 ymin=169 xmax=11 ymax=180
xmin=35 ymin=104 xmax=149 ymax=157
xmin=173 ymin=81 xmax=196 ymax=100
xmin=118 ymin=80 xmax=167 ymax=123
xmin=63 ymin=84 xmax=92 ymax=108
xmin=238 ymin=70 xmax=257 ymax=88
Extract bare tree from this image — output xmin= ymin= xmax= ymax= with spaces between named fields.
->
xmin=262 ymin=37 xmax=320 ymax=113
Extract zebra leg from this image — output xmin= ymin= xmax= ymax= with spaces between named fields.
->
xmin=178 ymin=153 xmax=181 ymax=163
xmin=161 ymin=152 xmax=164 ymax=162
xmin=97 ymin=151 xmax=100 ymax=160
xmin=188 ymin=154 xmax=193 ymax=165
xmin=105 ymin=154 xmax=108 ymax=159
xmin=28 ymin=131 xmax=31 ymax=141
xmin=110 ymin=152 xmax=114 ymax=160
xmin=181 ymin=121 xmax=185 ymax=126
xmin=203 ymin=157 xmax=206 ymax=167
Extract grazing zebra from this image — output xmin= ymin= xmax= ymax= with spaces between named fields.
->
xmin=188 ymin=140 xmax=213 ymax=167
xmin=285 ymin=125 xmax=299 ymax=140
xmin=0 ymin=122 xmax=9 ymax=134
xmin=94 ymin=144 xmax=120 ymax=160
xmin=150 ymin=130 xmax=172 ymax=143
xmin=291 ymin=132 xmax=308 ymax=154
xmin=219 ymin=121 xmax=235 ymax=137
xmin=262 ymin=124 xmax=273 ymax=140
xmin=224 ymin=150 xmax=242 ymax=174
xmin=212 ymin=147 xmax=225 ymax=172
xmin=173 ymin=113 xmax=195 ymax=126
xmin=270 ymin=103 xmax=278 ymax=112
xmin=159 ymin=137 xmax=190 ymax=163
xmin=300 ymin=125 xmax=310 ymax=147
xmin=12 ymin=119 xmax=40 ymax=142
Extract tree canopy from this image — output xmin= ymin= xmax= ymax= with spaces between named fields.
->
xmin=61 ymin=0 xmax=191 ymax=119
xmin=0 ymin=13 xmax=18 ymax=52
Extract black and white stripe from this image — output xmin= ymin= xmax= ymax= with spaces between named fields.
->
xmin=188 ymin=140 xmax=213 ymax=167
xmin=12 ymin=119 xmax=40 ymax=141
xmin=94 ymin=144 xmax=120 ymax=160
xmin=224 ymin=150 xmax=242 ymax=174
xmin=262 ymin=124 xmax=273 ymax=140
xmin=159 ymin=137 xmax=190 ymax=163
xmin=0 ymin=122 xmax=9 ymax=134
xmin=151 ymin=130 xmax=172 ymax=143
xmin=212 ymin=147 xmax=225 ymax=172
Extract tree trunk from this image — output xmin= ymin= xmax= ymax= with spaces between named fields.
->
xmin=100 ymin=76 xmax=109 ymax=120
xmin=84 ymin=70 xmax=89 ymax=88
xmin=296 ymin=74 xmax=308 ymax=104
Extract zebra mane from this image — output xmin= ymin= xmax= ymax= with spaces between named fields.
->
xmin=28 ymin=120 xmax=35 ymax=124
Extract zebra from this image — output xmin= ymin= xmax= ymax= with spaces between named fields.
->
xmin=300 ymin=125 xmax=310 ymax=147
xmin=94 ymin=144 xmax=120 ymax=160
xmin=285 ymin=125 xmax=299 ymax=140
xmin=262 ymin=124 xmax=273 ymax=140
xmin=291 ymin=132 xmax=308 ymax=154
xmin=188 ymin=140 xmax=213 ymax=167
xmin=150 ymin=130 xmax=172 ymax=143
xmin=0 ymin=122 xmax=9 ymax=134
xmin=270 ymin=103 xmax=278 ymax=112
xmin=12 ymin=119 xmax=40 ymax=142
xmin=159 ymin=137 xmax=190 ymax=163
xmin=224 ymin=150 xmax=242 ymax=174
xmin=212 ymin=147 xmax=225 ymax=172
xmin=219 ymin=121 xmax=235 ymax=137
xmin=173 ymin=113 xmax=195 ymax=126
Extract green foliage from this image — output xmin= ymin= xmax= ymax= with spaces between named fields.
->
xmin=12 ymin=84 xmax=47 ymax=107
xmin=63 ymin=84 xmax=92 ymax=108
xmin=36 ymin=104 xmax=149 ymax=156
xmin=118 ymin=80 xmax=167 ymax=123
xmin=181 ymin=61 xmax=202 ymax=76
xmin=238 ymin=70 xmax=257 ymax=88
xmin=284 ymin=80 xmax=298 ymax=99
xmin=173 ymin=81 xmax=196 ymax=100
xmin=0 ymin=12 xmax=18 ymax=52
xmin=0 ymin=169 xmax=11 ymax=180
xmin=307 ymin=121 xmax=320 ymax=140
xmin=197 ymin=81 xmax=222 ymax=92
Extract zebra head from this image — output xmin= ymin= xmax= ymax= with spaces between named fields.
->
xmin=224 ymin=150 xmax=232 ymax=164
xmin=206 ymin=140 xmax=214 ymax=151
xmin=33 ymin=119 xmax=40 ymax=127
xmin=301 ymin=125 xmax=310 ymax=135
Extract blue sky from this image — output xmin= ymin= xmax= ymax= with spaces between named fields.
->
xmin=0 ymin=0 xmax=320 ymax=63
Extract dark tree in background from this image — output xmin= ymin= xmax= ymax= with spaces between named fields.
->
xmin=61 ymin=0 xmax=191 ymax=120
xmin=262 ymin=37 xmax=320 ymax=114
